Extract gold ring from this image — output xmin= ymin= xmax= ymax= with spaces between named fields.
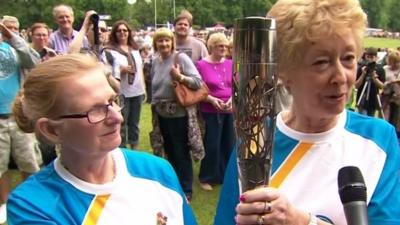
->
xmin=257 ymin=215 xmax=265 ymax=225
xmin=263 ymin=201 xmax=272 ymax=213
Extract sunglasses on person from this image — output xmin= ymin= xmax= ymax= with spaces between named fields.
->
xmin=99 ymin=27 xmax=107 ymax=32
xmin=116 ymin=29 xmax=128 ymax=33
xmin=58 ymin=95 xmax=124 ymax=124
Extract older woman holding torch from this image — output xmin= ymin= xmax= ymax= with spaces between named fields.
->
xmin=214 ymin=0 xmax=400 ymax=224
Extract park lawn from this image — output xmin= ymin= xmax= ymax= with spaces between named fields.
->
xmin=364 ymin=37 xmax=400 ymax=49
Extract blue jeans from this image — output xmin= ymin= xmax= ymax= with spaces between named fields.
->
xmin=158 ymin=115 xmax=193 ymax=195
xmin=121 ymin=95 xmax=144 ymax=147
xmin=199 ymin=112 xmax=235 ymax=184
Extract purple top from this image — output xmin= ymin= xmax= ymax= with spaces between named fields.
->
xmin=196 ymin=59 xmax=233 ymax=113
xmin=49 ymin=29 xmax=89 ymax=54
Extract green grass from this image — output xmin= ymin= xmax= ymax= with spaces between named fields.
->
xmin=364 ymin=37 xmax=400 ymax=49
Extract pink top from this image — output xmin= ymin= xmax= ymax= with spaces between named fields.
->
xmin=196 ymin=59 xmax=233 ymax=113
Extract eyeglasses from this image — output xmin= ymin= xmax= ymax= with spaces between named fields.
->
xmin=99 ymin=27 xmax=107 ymax=32
xmin=58 ymin=95 xmax=124 ymax=124
xmin=33 ymin=33 xmax=48 ymax=37
xmin=116 ymin=29 xmax=128 ymax=33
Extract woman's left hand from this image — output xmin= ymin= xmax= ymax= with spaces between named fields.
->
xmin=236 ymin=187 xmax=309 ymax=225
xmin=170 ymin=63 xmax=182 ymax=81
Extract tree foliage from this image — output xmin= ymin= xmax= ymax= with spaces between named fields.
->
xmin=1 ymin=0 xmax=399 ymax=31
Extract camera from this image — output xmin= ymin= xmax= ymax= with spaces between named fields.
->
xmin=366 ymin=61 xmax=376 ymax=75
xmin=90 ymin=14 xmax=99 ymax=25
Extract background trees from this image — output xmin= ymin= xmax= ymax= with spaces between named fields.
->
xmin=1 ymin=0 xmax=399 ymax=31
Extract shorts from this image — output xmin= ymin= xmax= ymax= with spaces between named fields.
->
xmin=0 ymin=117 xmax=42 ymax=176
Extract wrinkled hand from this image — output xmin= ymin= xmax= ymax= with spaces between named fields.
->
xmin=221 ymin=97 xmax=232 ymax=111
xmin=170 ymin=63 xmax=182 ymax=81
xmin=235 ymin=187 xmax=309 ymax=225
xmin=207 ymin=95 xmax=225 ymax=111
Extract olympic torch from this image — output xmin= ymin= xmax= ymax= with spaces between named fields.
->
xmin=233 ymin=17 xmax=278 ymax=192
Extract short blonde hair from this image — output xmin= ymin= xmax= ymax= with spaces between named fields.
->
xmin=206 ymin=32 xmax=228 ymax=52
xmin=1 ymin=15 xmax=19 ymax=28
xmin=12 ymin=54 xmax=106 ymax=134
xmin=152 ymin=27 xmax=176 ymax=52
xmin=267 ymin=0 xmax=367 ymax=73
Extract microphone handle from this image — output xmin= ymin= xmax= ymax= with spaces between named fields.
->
xmin=343 ymin=201 xmax=369 ymax=225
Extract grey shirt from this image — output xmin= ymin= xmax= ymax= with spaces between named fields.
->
xmin=151 ymin=52 xmax=202 ymax=117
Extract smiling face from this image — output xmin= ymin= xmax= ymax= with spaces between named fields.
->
xmin=54 ymin=6 xmax=74 ymax=31
xmin=282 ymin=29 xmax=357 ymax=123
xmin=115 ymin=24 xmax=129 ymax=44
xmin=155 ymin=36 xmax=173 ymax=57
xmin=174 ymin=18 xmax=190 ymax=38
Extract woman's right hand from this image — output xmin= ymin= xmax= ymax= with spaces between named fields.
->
xmin=207 ymin=95 xmax=225 ymax=110
xmin=120 ymin=65 xmax=134 ymax=75
xmin=235 ymin=187 xmax=312 ymax=225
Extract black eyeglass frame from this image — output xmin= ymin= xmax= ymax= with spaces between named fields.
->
xmin=58 ymin=95 xmax=124 ymax=124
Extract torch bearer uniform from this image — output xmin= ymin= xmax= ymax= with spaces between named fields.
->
xmin=7 ymin=148 xmax=196 ymax=225
xmin=214 ymin=109 xmax=400 ymax=225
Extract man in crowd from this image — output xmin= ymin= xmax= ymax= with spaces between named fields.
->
xmin=49 ymin=4 xmax=90 ymax=54
xmin=355 ymin=47 xmax=386 ymax=117
xmin=174 ymin=10 xmax=208 ymax=64
xmin=0 ymin=16 xmax=41 ymax=224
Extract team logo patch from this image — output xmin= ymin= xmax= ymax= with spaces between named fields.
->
xmin=156 ymin=212 xmax=168 ymax=225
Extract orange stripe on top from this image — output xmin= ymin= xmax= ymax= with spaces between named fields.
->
xmin=82 ymin=194 xmax=111 ymax=225
xmin=269 ymin=142 xmax=314 ymax=188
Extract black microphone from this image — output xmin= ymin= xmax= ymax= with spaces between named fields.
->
xmin=338 ymin=166 xmax=369 ymax=225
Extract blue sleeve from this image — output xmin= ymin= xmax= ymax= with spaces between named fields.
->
xmin=7 ymin=192 xmax=56 ymax=225
xmin=213 ymin=148 xmax=240 ymax=225
xmin=368 ymin=126 xmax=400 ymax=225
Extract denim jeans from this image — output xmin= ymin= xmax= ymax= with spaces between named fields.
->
xmin=121 ymin=95 xmax=144 ymax=147
xmin=199 ymin=112 xmax=235 ymax=184
xmin=158 ymin=115 xmax=193 ymax=194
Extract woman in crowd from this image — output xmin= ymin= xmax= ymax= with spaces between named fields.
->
xmin=7 ymin=54 xmax=196 ymax=225
xmin=150 ymin=27 xmax=203 ymax=201
xmin=195 ymin=32 xmax=234 ymax=191
xmin=382 ymin=51 xmax=400 ymax=131
xmin=30 ymin=23 xmax=57 ymax=61
xmin=214 ymin=0 xmax=400 ymax=224
xmin=103 ymin=20 xmax=145 ymax=149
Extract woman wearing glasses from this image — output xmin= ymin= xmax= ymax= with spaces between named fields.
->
xmin=102 ymin=20 xmax=145 ymax=150
xmin=7 ymin=54 xmax=196 ymax=225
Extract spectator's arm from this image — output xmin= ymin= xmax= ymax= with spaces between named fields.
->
xmin=1 ymin=22 xmax=40 ymax=69
xmin=68 ymin=10 xmax=96 ymax=54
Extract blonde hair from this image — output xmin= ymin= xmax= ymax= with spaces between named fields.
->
xmin=12 ymin=54 xmax=105 ymax=134
xmin=387 ymin=51 xmax=400 ymax=68
xmin=1 ymin=15 xmax=19 ymax=28
xmin=267 ymin=0 xmax=367 ymax=73
xmin=206 ymin=32 xmax=228 ymax=52
xmin=152 ymin=27 xmax=176 ymax=52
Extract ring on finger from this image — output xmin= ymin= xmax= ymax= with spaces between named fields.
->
xmin=263 ymin=201 xmax=272 ymax=213
xmin=257 ymin=215 xmax=265 ymax=225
